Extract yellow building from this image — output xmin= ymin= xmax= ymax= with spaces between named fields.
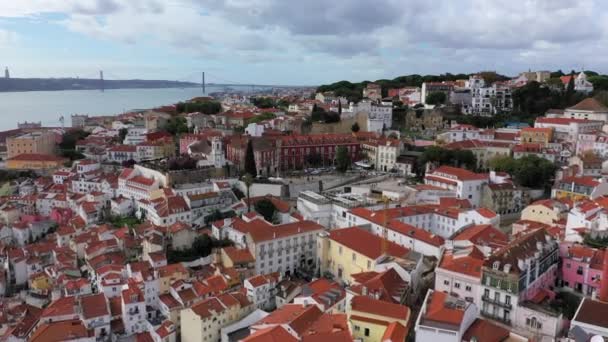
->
xmin=318 ymin=227 xmax=410 ymax=285
xmin=6 ymin=153 xmax=66 ymax=170
xmin=29 ymin=272 xmax=53 ymax=291
xmin=7 ymin=131 xmax=56 ymax=158
xmin=181 ymin=293 xmax=252 ymax=342
xmin=520 ymin=199 xmax=569 ymax=225
xmin=158 ymin=263 xmax=189 ymax=294
xmin=520 ymin=127 xmax=553 ymax=146
xmin=348 ymin=296 xmax=410 ymax=342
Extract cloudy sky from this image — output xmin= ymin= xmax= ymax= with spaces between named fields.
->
xmin=0 ymin=0 xmax=606 ymax=85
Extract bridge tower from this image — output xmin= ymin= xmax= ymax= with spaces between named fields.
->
xmin=99 ymin=70 xmax=104 ymax=92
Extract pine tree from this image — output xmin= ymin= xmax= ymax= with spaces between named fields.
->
xmin=244 ymin=139 xmax=257 ymax=177
xmin=338 ymin=101 xmax=342 ymax=115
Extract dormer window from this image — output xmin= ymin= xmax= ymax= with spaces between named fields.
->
xmin=493 ymin=261 xmax=500 ymax=270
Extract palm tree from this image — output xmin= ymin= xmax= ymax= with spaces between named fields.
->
xmin=242 ymin=173 xmax=254 ymax=212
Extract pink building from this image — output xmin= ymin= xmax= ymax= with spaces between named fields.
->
xmin=559 ymin=242 xmax=606 ymax=296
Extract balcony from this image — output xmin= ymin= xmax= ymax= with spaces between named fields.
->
xmin=480 ymin=310 xmax=511 ymax=326
xmin=481 ymin=295 xmax=512 ymax=309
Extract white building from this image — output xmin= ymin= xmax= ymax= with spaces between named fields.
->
xmin=434 ymin=246 xmax=484 ymax=309
xmin=121 ymin=285 xmax=147 ymax=335
xmin=463 ymin=76 xmax=513 ymax=116
xmin=415 ymin=289 xmax=477 ymax=342
xmin=244 ymin=273 xmax=280 ymax=311
xmin=563 ymin=98 xmax=608 ymax=123
xmin=424 ymin=166 xmax=489 ymax=208
xmin=212 ymin=217 xmax=325 ymax=275
xmin=534 ymin=117 xmax=603 ymax=142
xmin=123 ymin=127 xmax=148 ymax=145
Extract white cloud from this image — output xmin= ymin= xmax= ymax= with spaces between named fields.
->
xmin=1 ymin=0 xmax=608 ymax=82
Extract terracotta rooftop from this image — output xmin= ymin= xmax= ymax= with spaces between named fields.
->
xmin=462 ymin=319 xmax=511 ymax=342
xmin=438 ymin=247 xmax=485 ymax=278
xmin=350 ymin=295 xmax=410 ymax=321
xmin=567 ymin=97 xmax=608 ymax=112
xmin=30 ymin=319 xmax=92 ymax=342
xmin=328 ymin=227 xmax=410 ymax=260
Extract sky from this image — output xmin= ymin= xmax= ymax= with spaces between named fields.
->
xmin=0 ymin=0 xmax=607 ymax=85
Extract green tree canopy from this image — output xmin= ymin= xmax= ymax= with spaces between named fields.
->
xmin=254 ymin=199 xmax=277 ymax=222
xmin=335 ymin=146 xmax=351 ymax=173
xmin=244 ymin=140 xmax=257 ymax=177
xmin=176 ymin=101 xmax=222 ymax=114
xmin=251 ymin=97 xmax=276 ymax=108
xmin=426 ymin=92 xmax=447 ymax=105
xmin=489 ymin=155 xmax=556 ymax=189
xmin=416 ymin=146 xmax=477 ymax=176
xmin=166 ymin=116 xmax=189 ymax=135
xmin=351 ymin=122 xmax=360 ymax=132
xmin=249 ymin=112 xmax=276 ymax=124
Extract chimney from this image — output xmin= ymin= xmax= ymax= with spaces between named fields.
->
xmin=599 ymin=248 xmax=608 ymax=303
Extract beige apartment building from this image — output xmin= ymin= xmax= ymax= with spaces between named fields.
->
xmin=6 ymin=131 xmax=56 ymax=158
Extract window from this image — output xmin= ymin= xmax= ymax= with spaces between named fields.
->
xmin=465 ymin=285 xmax=472 ymax=292
xmin=454 ymin=282 xmax=460 ymax=289
xmin=484 ymin=289 xmax=489 ymax=298
xmin=352 ymin=253 xmax=356 ymax=262
xmin=354 ymin=326 xmax=360 ymax=331
xmin=367 ymin=260 xmax=371 ymax=269
xmin=444 ymin=280 xmax=450 ymax=286
xmin=364 ymin=328 xmax=370 ymax=337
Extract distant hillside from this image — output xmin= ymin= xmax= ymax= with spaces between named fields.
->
xmin=316 ymin=72 xmax=509 ymax=102
xmin=0 ymin=78 xmax=198 ymax=92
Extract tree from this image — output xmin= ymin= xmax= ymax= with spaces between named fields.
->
xmin=489 ymin=155 xmax=556 ymax=189
xmin=118 ymin=128 xmax=128 ymax=143
xmin=166 ymin=116 xmax=189 ymax=135
xmin=351 ymin=122 xmax=360 ymax=133
xmin=254 ymin=199 xmax=277 ymax=222
xmin=338 ymin=101 xmax=342 ymax=115
xmin=242 ymin=173 xmax=254 ymax=212
xmin=426 ymin=92 xmax=447 ymax=105
xmin=335 ymin=146 xmax=351 ymax=173
xmin=244 ymin=140 xmax=257 ymax=177
xmin=565 ymin=72 xmax=575 ymax=97
xmin=192 ymin=235 xmax=213 ymax=257
xmin=594 ymin=91 xmax=608 ymax=107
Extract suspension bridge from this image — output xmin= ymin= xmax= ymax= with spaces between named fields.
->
xmin=73 ymin=70 xmax=302 ymax=93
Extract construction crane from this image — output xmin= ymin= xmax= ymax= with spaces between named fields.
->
xmin=381 ymin=196 xmax=390 ymax=256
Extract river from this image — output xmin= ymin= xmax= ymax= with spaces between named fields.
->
xmin=0 ymin=86 xmax=251 ymax=130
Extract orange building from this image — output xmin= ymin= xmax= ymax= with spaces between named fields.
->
xmin=6 ymin=153 xmax=67 ymax=170
xmin=6 ymin=131 xmax=56 ymax=158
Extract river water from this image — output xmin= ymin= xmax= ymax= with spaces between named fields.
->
xmin=0 ymin=86 xmax=247 ymax=130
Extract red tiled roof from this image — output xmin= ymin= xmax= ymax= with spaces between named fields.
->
xmin=462 ymin=319 xmax=510 ymax=342
xmin=382 ymin=322 xmax=408 ymax=342
xmin=438 ymin=247 xmax=485 ymax=278
xmin=350 ymin=295 xmax=410 ymax=320
xmin=109 ymin=145 xmax=137 ymax=152
xmin=243 ymin=326 xmax=298 ymax=342
xmin=476 ymin=208 xmax=498 ymax=219
xmin=80 ymin=293 xmax=109 ymax=319
xmin=452 ymin=224 xmax=507 ymax=248
xmin=388 ymin=220 xmax=444 ymax=247
xmin=568 ymin=97 xmax=608 ymax=112
xmin=30 ymin=320 xmax=92 ymax=342
xmin=423 ymin=291 xmax=465 ymax=326
xmin=41 ymin=296 xmax=76 ymax=318
xmin=430 ymin=166 xmax=488 ymax=181
xmin=536 ymin=117 xmax=599 ymax=125
xmin=8 ymin=153 xmax=66 ymax=162
xmin=328 ymin=227 xmax=409 ymax=260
